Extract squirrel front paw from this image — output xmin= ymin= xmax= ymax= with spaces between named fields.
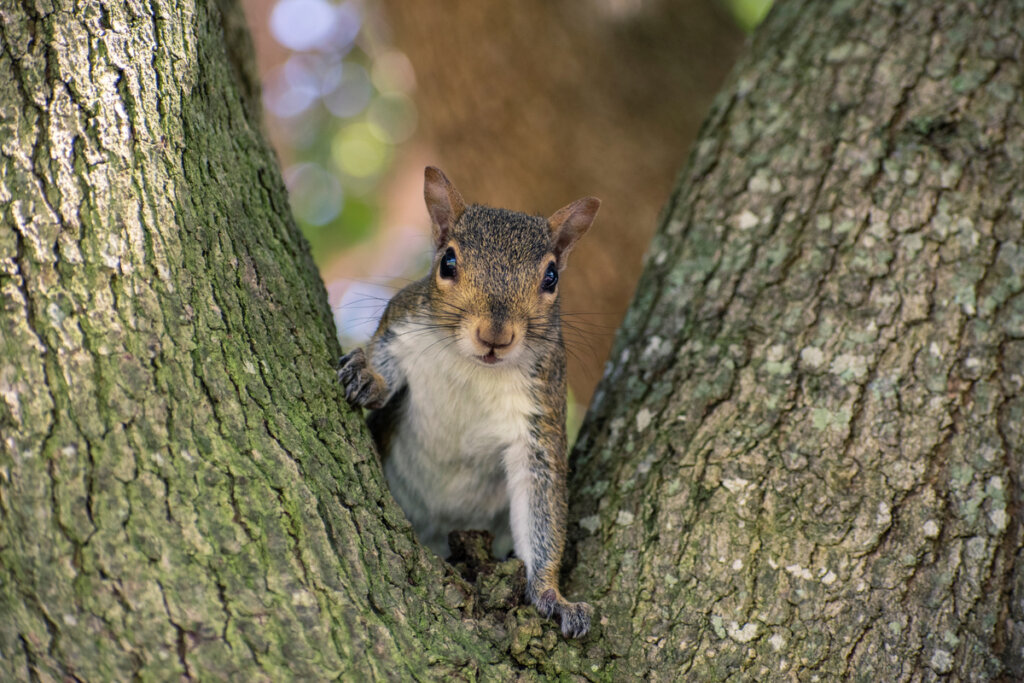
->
xmin=338 ymin=348 xmax=387 ymax=409
xmin=532 ymin=587 xmax=592 ymax=639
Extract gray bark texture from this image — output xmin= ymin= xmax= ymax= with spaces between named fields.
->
xmin=1 ymin=0 xmax=1022 ymax=681
xmin=569 ymin=0 xmax=1024 ymax=679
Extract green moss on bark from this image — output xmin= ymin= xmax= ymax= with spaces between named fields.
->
xmin=3 ymin=0 xmax=1022 ymax=680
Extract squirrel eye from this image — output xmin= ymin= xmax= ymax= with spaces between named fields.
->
xmin=541 ymin=262 xmax=558 ymax=293
xmin=439 ymin=247 xmax=457 ymax=279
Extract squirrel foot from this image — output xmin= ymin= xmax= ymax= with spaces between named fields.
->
xmin=533 ymin=587 xmax=592 ymax=639
xmin=338 ymin=348 xmax=387 ymax=409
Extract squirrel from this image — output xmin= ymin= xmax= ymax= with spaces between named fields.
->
xmin=338 ymin=167 xmax=599 ymax=638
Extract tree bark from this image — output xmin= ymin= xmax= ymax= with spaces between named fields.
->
xmin=0 ymin=0 xmax=498 ymax=679
xmin=570 ymin=1 xmax=1024 ymax=679
xmin=2 ymin=0 xmax=1022 ymax=681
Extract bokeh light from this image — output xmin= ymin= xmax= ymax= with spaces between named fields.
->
xmin=367 ymin=93 xmax=417 ymax=144
xmin=333 ymin=122 xmax=392 ymax=179
xmin=721 ymin=0 xmax=773 ymax=32
xmin=262 ymin=0 xmax=417 ymax=265
xmin=322 ymin=62 xmax=373 ymax=118
xmin=269 ymin=0 xmax=361 ymax=52
xmin=284 ymin=162 xmax=343 ymax=226
xmin=263 ymin=56 xmax=320 ymax=117
xmin=370 ymin=51 xmax=416 ymax=93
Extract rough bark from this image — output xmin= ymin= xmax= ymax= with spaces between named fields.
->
xmin=0 ymin=0 xmax=499 ymax=679
xmin=570 ymin=1 xmax=1024 ymax=679
xmin=2 ymin=0 xmax=1022 ymax=681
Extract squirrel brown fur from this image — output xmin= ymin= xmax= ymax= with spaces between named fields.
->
xmin=338 ymin=167 xmax=599 ymax=638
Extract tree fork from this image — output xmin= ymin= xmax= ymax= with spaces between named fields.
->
xmin=2 ymin=0 xmax=1022 ymax=680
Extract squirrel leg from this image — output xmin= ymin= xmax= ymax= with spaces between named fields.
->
xmin=509 ymin=448 xmax=593 ymax=638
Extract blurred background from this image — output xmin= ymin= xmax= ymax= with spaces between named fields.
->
xmin=241 ymin=0 xmax=772 ymax=424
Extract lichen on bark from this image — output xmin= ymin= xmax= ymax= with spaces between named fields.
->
xmin=2 ymin=0 xmax=1023 ymax=680
xmin=570 ymin=1 xmax=1024 ymax=679
xmin=0 ymin=0 xmax=506 ymax=679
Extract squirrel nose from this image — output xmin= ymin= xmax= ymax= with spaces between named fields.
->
xmin=476 ymin=325 xmax=514 ymax=349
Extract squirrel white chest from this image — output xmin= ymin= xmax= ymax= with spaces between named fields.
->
xmin=382 ymin=320 xmax=537 ymax=555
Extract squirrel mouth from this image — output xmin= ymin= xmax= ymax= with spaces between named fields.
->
xmin=479 ymin=350 xmax=502 ymax=365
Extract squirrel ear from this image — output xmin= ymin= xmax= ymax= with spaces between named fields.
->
xmin=424 ymin=166 xmax=466 ymax=248
xmin=548 ymin=197 xmax=600 ymax=269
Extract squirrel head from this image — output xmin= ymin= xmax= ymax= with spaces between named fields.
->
xmin=423 ymin=166 xmax=600 ymax=367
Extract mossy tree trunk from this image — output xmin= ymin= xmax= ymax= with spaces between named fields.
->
xmin=2 ymin=1 xmax=1021 ymax=682
xmin=0 ymin=0 xmax=499 ymax=678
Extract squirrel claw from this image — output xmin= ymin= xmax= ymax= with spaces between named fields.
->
xmin=338 ymin=348 xmax=386 ymax=408
xmin=556 ymin=600 xmax=592 ymax=639
xmin=533 ymin=588 xmax=592 ymax=639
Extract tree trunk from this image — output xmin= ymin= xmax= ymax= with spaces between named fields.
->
xmin=0 ymin=0 xmax=496 ymax=678
xmin=569 ymin=1 xmax=1024 ymax=679
xmin=2 ymin=1 xmax=1021 ymax=682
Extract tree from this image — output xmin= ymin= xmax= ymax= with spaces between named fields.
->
xmin=2 ymin=0 xmax=1021 ymax=680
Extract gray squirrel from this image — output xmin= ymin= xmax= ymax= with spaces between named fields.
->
xmin=338 ymin=167 xmax=598 ymax=638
